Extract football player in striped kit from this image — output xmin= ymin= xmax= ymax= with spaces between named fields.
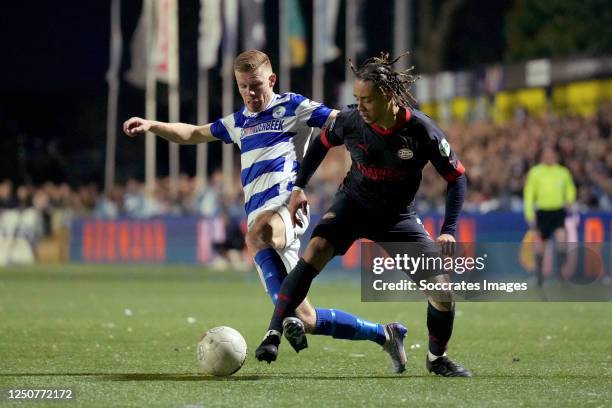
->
xmin=123 ymin=50 xmax=408 ymax=373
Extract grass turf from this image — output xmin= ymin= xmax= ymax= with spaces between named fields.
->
xmin=0 ymin=264 xmax=611 ymax=407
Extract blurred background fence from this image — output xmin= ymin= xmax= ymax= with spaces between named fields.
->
xmin=1 ymin=0 xmax=611 ymax=274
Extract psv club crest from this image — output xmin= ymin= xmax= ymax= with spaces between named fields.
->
xmin=397 ymin=148 xmax=414 ymax=160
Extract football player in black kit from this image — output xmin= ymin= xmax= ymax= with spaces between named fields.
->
xmin=256 ymin=53 xmax=472 ymax=377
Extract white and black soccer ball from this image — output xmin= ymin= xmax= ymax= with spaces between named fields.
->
xmin=197 ymin=326 xmax=247 ymax=376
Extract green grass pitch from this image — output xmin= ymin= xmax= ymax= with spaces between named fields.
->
xmin=1 ymin=265 xmax=611 ymax=407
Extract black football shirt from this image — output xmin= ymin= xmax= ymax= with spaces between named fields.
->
xmin=321 ymin=106 xmax=465 ymax=215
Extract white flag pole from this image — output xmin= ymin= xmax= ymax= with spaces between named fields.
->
xmin=196 ymin=0 xmax=222 ymax=190
xmin=221 ymin=0 xmax=238 ymax=193
xmin=394 ymin=0 xmax=411 ymax=70
xmin=144 ymin=0 xmax=158 ymax=194
xmin=104 ymin=0 xmax=122 ymax=194
xmin=278 ymin=0 xmax=290 ymax=93
xmin=312 ymin=0 xmax=324 ymax=103
xmin=342 ymin=0 xmax=362 ymax=169
xmin=168 ymin=0 xmax=180 ymax=197
xmin=196 ymin=73 xmax=209 ymax=190
xmin=345 ymin=0 xmax=357 ymax=85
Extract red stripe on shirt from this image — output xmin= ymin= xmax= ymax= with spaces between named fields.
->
xmin=320 ymin=127 xmax=333 ymax=149
xmin=443 ymin=160 xmax=466 ymax=182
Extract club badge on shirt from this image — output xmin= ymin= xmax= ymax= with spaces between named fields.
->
xmin=397 ymin=148 xmax=414 ymax=160
xmin=272 ymin=106 xmax=286 ymax=118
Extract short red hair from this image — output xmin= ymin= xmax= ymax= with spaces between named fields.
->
xmin=233 ymin=50 xmax=272 ymax=73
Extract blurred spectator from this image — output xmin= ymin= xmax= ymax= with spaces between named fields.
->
xmin=0 ymin=180 xmax=16 ymax=208
xmin=193 ymin=170 xmax=224 ymax=217
xmin=1 ymin=105 xmax=611 ymax=228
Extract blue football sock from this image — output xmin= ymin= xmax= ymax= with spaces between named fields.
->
xmin=313 ymin=308 xmax=386 ymax=346
xmin=254 ymin=248 xmax=287 ymax=303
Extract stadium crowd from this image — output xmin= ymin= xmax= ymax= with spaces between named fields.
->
xmin=1 ymin=105 xmax=611 ymax=240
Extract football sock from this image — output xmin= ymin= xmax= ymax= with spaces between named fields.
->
xmin=555 ymin=245 xmax=567 ymax=279
xmin=268 ymin=258 xmax=319 ymax=333
xmin=254 ymin=248 xmax=288 ymax=303
xmin=313 ymin=308 xmax=387 ymax=346
xmin=256 ymin=251 xmax=385 ymax=344
xmin=535 ymin=253 xmax=544 ymax=287
xmin=427 ymin=351 xmax=447 ymax=362
xmin=427 ymin=302 xmax=455 ymax=357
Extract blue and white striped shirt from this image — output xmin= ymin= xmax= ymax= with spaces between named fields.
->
xmin=210 ymin=93 xmax=332 ymax=224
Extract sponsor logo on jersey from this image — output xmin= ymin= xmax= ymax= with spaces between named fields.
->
xmin=397 ymin=148 xmax=414 ymax=160
xmin=356 ymin=163 xmax=408 ymax=181
xmin=439 ymin=139 xmax=451 ymax=157
xmin=241 ymin=119 xmax=284 ymax=136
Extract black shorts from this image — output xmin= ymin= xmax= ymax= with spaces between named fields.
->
xmin=536 ymin=208 xmax=566 ymax=240
xmin=311 ymin=191 xmax=436 ymax=255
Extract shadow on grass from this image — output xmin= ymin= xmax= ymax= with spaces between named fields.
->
xmin=0 ymin=373 xmax=260 ymax=381
xmin=1 ymin=372 xmax=609 ymax=381
xmin=0 ymin=372 xmax=410 ymax=381
xmin=107 ymin=374 xmax=263 ymax=381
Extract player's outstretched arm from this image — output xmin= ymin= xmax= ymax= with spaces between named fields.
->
xmin=123 ymin=117 xmax=217 ymax=145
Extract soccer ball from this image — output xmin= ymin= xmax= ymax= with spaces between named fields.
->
xmin=196 ymin=326 xmax=247 ymax=376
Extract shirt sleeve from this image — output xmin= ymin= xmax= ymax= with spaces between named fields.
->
xmin=294 ymin=135 xmax=330 ymax=188
xmin=440 ymin=174 xmax=467 ymax=236
xmin=210 ymin=112 xmax=239 ymax=144
xmin=320 ymin=107 xmax=351 ymax=148
xmin=427 ymin=127 xmax=465 ymax=183
xmin=523 ymin=167 xmax=537 ymax=222
xmin=564 ymin=167 xmax=577 ymax=205
xmin=292 ymin=94 xmax=333 ymax=129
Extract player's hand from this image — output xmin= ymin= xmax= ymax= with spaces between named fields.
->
xmin=436 ymin=233 xmax=456 ymax=258
xmin=288 ymin=189 xmax=308 ymax=227
xmin=123 ymin=117 xmax=151 ymax=137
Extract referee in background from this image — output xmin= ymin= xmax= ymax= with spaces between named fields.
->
xmin=523 ymin=146 xmax=577 ymax=287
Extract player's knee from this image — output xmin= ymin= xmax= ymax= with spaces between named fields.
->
xmin=534 ymin=240 xmax=544 ymax=253
xmin=303 ymin=237 xmax=334 ymax=269
xmin=245 ymin=222 xmax=274 ymax=253
xmin=307 ymin=237 xmax=334 ymax=255
xmin=554 ymin=228 xmax=566 ymax=244
xmin=244 ymin=229 xmax=261 ymax=254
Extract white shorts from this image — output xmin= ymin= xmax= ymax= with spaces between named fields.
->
xmin=250 ymin=204 xmax=310 ymax=295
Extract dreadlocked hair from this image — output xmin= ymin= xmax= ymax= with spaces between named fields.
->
xmin=350 ymin=52 xmax=419 ymax=108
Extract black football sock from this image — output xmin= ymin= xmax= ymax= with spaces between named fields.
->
xmin=535 ymin=253 xmax=543 ymax=287
xmin=268 ymin=258 xmax=320 ymax=333
xmin=427 ymin=302 xmax=455 ymax=357
xmin=555 ymin=245 xmax=567 ymax=279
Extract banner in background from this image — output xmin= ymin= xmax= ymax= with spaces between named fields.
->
xmin=287 ymin=0 xmax=307 ymax=67
xmin=69 ymin=213 xmax=612 ymax=281
xmin=198 ymin=0 xmax=223 ymax=69
xmin=125 ymin=0 xmax=178 ymax=87
xmin=240 ymin=0 xmax=265 ymax=51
